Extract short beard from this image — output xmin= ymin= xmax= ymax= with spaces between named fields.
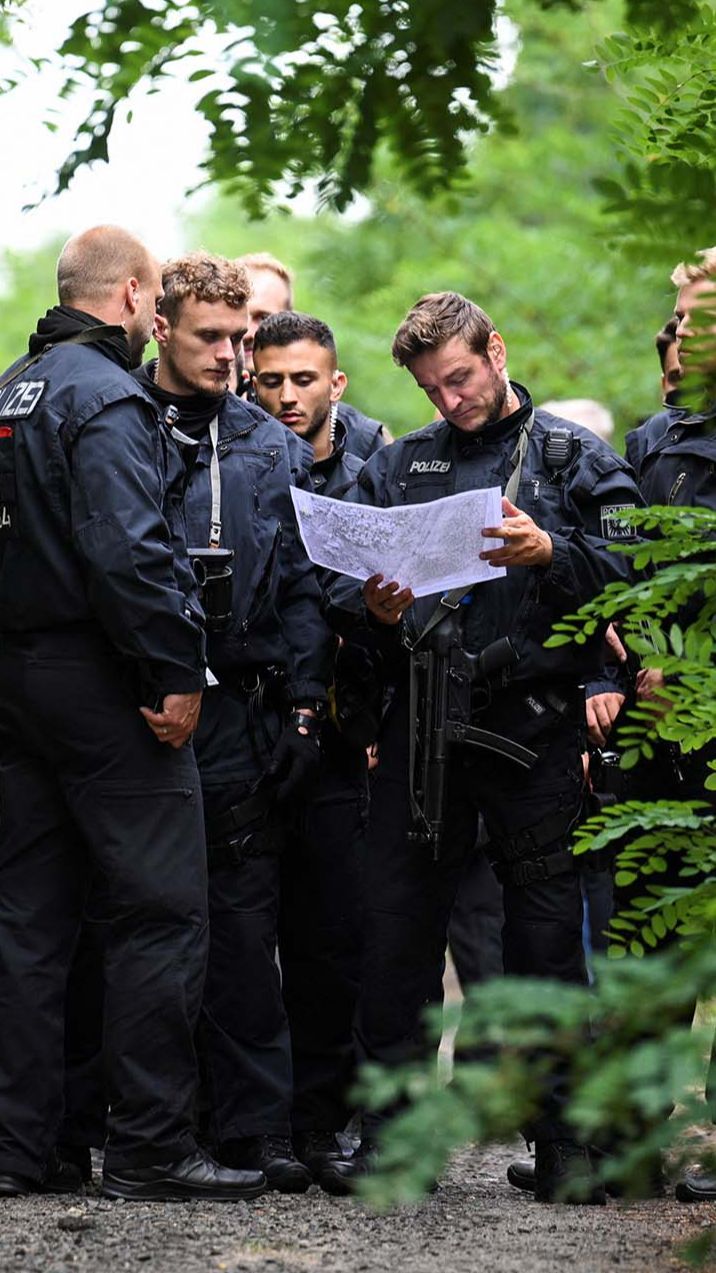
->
xmin=164 ymin=346 xmax=227 ymax=397
xmin=294 ymin=403 xmax=331 ymax=445
xmin=486 ymin=370 xmax=509 ymax=422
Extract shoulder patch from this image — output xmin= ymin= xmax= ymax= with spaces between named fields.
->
xmin=600 ymin=503 xmax=636 ymax=540
xmin=0 ymin=380 xmax=46 ymax=418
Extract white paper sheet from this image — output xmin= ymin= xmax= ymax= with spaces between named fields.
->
xmin=290 ymin=485 xmax=506 ymax=597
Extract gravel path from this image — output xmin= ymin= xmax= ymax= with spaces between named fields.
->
xmin=1 ymin=1145 xmax=713 ymax=1273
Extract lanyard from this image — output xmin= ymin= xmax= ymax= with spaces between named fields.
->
xmin=208 ymin=415 xmax=222 ymax=547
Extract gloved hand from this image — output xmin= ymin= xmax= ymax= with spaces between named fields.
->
xmin=267 ymin=714 xmax=321 ymax=803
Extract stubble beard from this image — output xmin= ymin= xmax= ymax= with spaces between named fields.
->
xmin=164 ymin=346 xmax=228 ymax=398
xmin=453 ymin=367 xmax=510 ymax=431
xmin=291 ymin=401 xmax=331 ymax=446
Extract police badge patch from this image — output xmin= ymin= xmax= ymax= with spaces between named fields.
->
xmin=600 ymin=503 xmax=636 ymax=540
xmin=0 ymin=380 xmax=46 ymax=418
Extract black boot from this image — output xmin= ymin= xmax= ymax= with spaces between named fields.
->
xmin=0 ymin=1151 xmax=84 ymax=1198
xmin=218 ymin=1136 xmax=312 ymax=1194
xmin=534 ymin=1140 xmax=606 ymax=1205
xmin=506 ymin=1158 xmax=536 ymax=1194
xmin=509 ymin=1147 xmax=664 ymax=1201
xmin=102 ymin=1149 xmax=266 ymax=1201
xmin=293 ymin=1132 xmax=358 ymax=1197
xmin=676 ymin=1171 xmax=716 ymax=1202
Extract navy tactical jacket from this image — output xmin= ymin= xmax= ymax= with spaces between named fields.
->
xmin=135 ymin=370 xmax=332 ymax=705
xmin=328 ymin=385 xmax=644 ymax=686
xmin=0 ymin=330 xmax=204 ymax=696
xmin=310 ymin=418 xmax=363 ymax=499
xmin=625 ymin=406 xmax=716 ymax=510
xmin=337 ymin=402 xmax=388 ymax=461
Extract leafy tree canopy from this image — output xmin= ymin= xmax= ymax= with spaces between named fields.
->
xmin=0 ymin=0 xmax=708 ymax=236
xmin=190 ymin=0 xmax=676 ymax=437
xmin=0 ymin=1 xmax=681 ymax=438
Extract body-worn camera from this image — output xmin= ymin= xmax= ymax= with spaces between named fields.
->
xmin=189 ymin=547 xmax=234 ymax=631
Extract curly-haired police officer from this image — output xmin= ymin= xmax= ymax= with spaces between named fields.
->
xmin=137 ymin=253 xmax=343 ymax=1193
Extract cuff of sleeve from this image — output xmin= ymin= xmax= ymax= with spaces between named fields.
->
xmin=539 ymin=533 xmax=572 ymax=599
xmin=150 ymin=665 xmax=205 ymax=697
xmin=285 ymin=679 xmax=328 ymax=704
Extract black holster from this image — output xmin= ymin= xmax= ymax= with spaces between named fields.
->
xmin=491 ymin=801 xmax=613 ymax=888
xmin=205 ymin=783 xmax=284 ymax=871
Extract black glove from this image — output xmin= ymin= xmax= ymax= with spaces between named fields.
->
xmin=267 ymin=714 xmax=321 ymax=803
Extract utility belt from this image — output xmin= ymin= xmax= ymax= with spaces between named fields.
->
xmin=221 ymin=662 xmax=286 ymax=704
xmin=205 ymin=779 xmax=284 ymax=871
xmin=220 ymin=663 xmax=287 ymax=768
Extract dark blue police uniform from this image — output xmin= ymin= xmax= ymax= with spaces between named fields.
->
xmin=135 ymin=366 xmax=336 ymax=1161
xmin=0 ymin=310 xmax=208 ymax=1180
xmin=625 ymin=403 xmax=716 ymax=510
xmin=621 ymin=403 xmax=716 ymax=853
xmin=328 ymin=384 xmax=643 ymax=1140
xmin=278 ymin=418 xmax=367 ymax=1141
xmin=337 ymin=402 xmax=388 ymax=461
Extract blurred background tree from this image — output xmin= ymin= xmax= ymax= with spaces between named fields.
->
xmin=0 ymin=0 xmax=680 ymax=440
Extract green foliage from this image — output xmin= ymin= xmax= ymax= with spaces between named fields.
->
xmin=356 ymin=943 xmax=716 ymax=1208
xmin=0 ymin=3 xmax=674 ymax=437
xmin=0 ymin=241 xmax=65 ymax=363
xmin=32 ymin=0 xmax=507 ymax=216
xmin=591 ymin=3 xmax=716 ymax=253
xmin=572 ymin=799 xmax=716 ymax=950
xmin=544 ymin=505 xmax=716 ymax=757
xmin=191 ymin=0 xmax=671 ymax=437
xmin=0 ymin=0 xmax=710 ymax=250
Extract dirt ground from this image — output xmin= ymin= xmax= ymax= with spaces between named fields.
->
xmin=0 ymin=1144 xmax=713 ymax=1273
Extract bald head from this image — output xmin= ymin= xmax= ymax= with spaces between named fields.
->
xmin=56 ymin=226 xmax=163 ymax=367
xmin=57 ymin=225 xmax=155 ymax=308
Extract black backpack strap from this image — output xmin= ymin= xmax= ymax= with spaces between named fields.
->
xmin=0 ymin=325 xmax=126 ymax=395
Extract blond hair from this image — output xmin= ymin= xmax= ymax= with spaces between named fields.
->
xmin=236 ymin=252 xmax=294 ymax=306
xmin=159 ymin=251 xmax=251 ymax=323
xmin=671 ymin=247 xmax=716 ymax=288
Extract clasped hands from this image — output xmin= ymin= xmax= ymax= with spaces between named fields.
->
xmin=363 ymin=496 xmax=552 ymax=625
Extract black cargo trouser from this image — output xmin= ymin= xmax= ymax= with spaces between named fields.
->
xmin=279 ymin=738 xmax=366 ymax=1135
xmin=0 ymin=629 xmax=208 ymax=1179
xmin=357 ymin=684 xmax=588 ymax=1142
xmin=448 ymin=842 xmax=504 ymax=989
xmin=197 ymin=690 xmax=366 ymax=1145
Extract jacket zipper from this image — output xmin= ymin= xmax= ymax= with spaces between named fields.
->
xmin=242 ymin=523 xmax=283 ymax=629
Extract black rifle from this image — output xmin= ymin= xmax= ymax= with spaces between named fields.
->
xmin=408 ymin=599 xmax=538 ymax=859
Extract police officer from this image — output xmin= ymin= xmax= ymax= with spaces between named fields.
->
xmin=327 ymin=291 xmax=644 ymax=1203
xmin=627 ymin=251 xmax=716 ymax=1205
xmin=252 ymin=311 xmax=370 ymax=1192
xmin=237 ymin=251 xmax=392 ymax=458
xmin=0 ymin=226 xmax=264 ymax=1202
xmin=137 ymin=252 xmax=337 ymax=1193
xmin=252 ymin=310 xmax=363 ymax=497
xmin=511 ymin=251 xmax=716 ymax=1202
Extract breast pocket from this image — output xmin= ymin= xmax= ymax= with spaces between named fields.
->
xmin=392 ymin=475 xmax=454 ymax=505
xmin=517 ymin=476 xmax=564 ymax=527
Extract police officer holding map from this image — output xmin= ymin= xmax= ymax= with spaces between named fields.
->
xmin=326 ymin=291 xmax=644 ymax=1204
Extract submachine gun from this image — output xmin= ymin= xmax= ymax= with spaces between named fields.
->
xmin=407 ymin=594 xmax=539 ymax=860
